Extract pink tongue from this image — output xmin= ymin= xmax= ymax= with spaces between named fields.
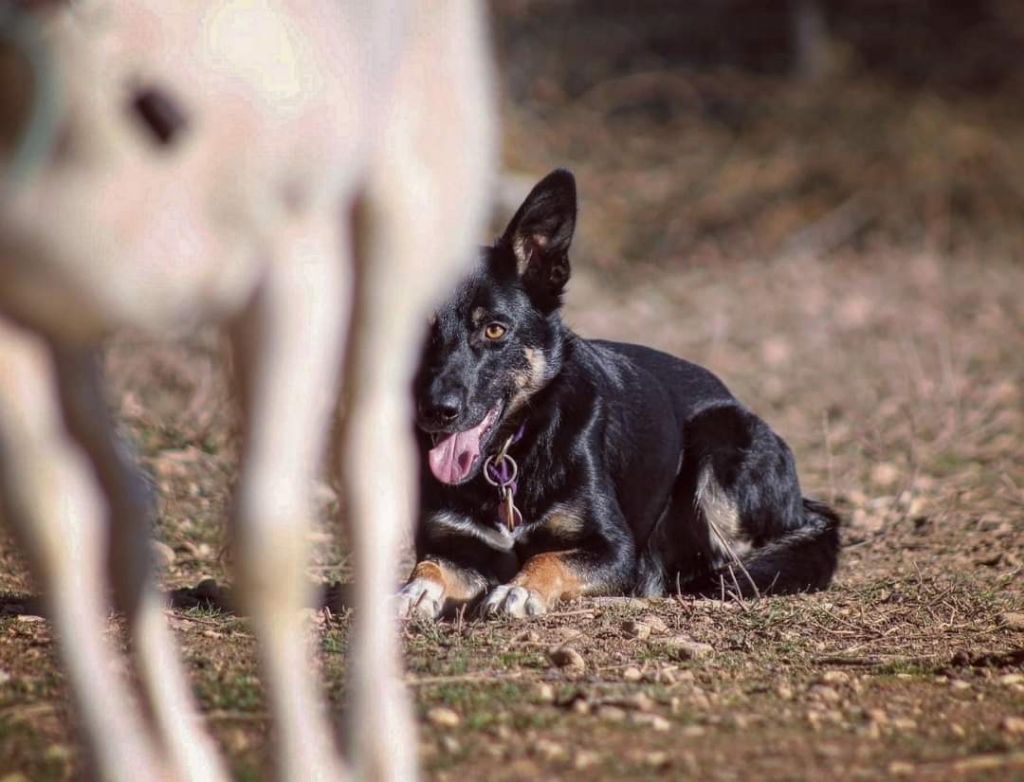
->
xmin=428 ymin=411 xmax=494 ymax=485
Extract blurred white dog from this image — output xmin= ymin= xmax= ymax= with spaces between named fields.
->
xmin=0 ymin=2 xmax=494 ymax=780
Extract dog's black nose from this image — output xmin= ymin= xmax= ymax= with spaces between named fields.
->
xmin=420 ymin=392 xmax=463 ymax=426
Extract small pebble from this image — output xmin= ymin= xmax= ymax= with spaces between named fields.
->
xmin=871 ymin=462 xmax=900 ymax=487
xmin=623 ymin=620 xmax=651 ymax=640
xmin=597 ymin=705 xmax=627 ymax=723
xmin=1002 ymin=716 xmax=1024 ymax=735
xmin=426 ymin=707 xmax=461 ymax=728
xmin=547 ymin=646 xmax=585 ymax=673
xmin=641 ymin=615 xmax=669 ymax=634
xmin=809 ymin=685 xmax=841 ymax=704
xmin=622 ymin=666 xmax=643 ymax=683
xmin=573 ymin=750 xmax=600 ymax=770
xmin=662 ymin=636 xmax=714 ymax=661
xmin=865 ymin=708 xmax=888 ymax=724
xmin=620 ymin=692 xmax=656 ymax=712
xmin=632 ymin=713 xmax=671 ymax=731
xmin=642 ymin=751 xmax=671 ymax=769
xmin=820 ymin=671 xmax=850 ymax=685
xmin=532 ymin=738 xmax=567 ymax=762
xmin=534 ymin=683 xmax=555 ymax=704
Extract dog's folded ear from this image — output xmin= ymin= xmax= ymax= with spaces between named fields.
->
xmin=500 ymin=169 xmax=576 ymax=306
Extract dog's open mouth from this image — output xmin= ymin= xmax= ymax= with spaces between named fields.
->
xmin=427 ymin=403 xmax=502 ymax=485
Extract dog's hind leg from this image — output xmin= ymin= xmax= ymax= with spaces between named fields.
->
xmin=0 ymin=321 xmax=164 ymax=781
xmin=338 ymin=5 xmax=496 ymax=780
xmin=675 ymin=404 xmax=841 ymax=598
xmin=52 ymin=346 xmax=229 ymax=782
xmin=229 ymin=213 xmax=348 ymax=782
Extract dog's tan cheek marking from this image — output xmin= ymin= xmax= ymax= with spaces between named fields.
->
xmin=410 ymin=560 xmax=480 ymax=602
xmin=508 ymin=347 xmax=547 ymax=411
xmin=511 ymin=552 xmax=584 ymax=606
xmin=525 ymin=347 xmax=546 ymax=386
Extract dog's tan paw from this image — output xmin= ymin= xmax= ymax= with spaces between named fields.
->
xmin=396 ymin=578 xmax=444 ymax=620
xmin=480 ymin=585 xmax=546 ymax=618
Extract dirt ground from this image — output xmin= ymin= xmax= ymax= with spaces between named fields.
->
xmin=2 ymin=11 xmax=1024 ymax=781
xmin=1 ymin=244 xmax=1021 ymax=781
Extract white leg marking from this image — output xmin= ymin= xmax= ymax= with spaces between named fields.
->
xmin=481 ymin=585 xmax=546 ymax=618
xmin=396 ymin=578 xmax=446 ymax=621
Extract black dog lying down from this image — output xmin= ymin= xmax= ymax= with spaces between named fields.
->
xmin=397 ymin=170 xmax=839 ymax=619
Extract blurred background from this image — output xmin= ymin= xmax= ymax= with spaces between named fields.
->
xmin=493 ymin=0 xmax=1024 ymax=265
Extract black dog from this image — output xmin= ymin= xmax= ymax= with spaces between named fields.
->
xmin=397 ymin=169 xmax=840 ymax=619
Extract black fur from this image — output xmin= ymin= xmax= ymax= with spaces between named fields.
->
xmin=410 ymin=169 xmax=839 ymax=613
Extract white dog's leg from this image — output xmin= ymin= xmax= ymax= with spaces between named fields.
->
xmin=52 ymin=347 xmax=229 ymax=782
xmin=0 ymin=322 xmax=164 ymax=782
xmin=339 ymin=210 xmax=422 ymax=782
xmin=230 ymin=212 xmax=348 ymax=782
xmin=340 ymin=5 xmax=496 ymax=780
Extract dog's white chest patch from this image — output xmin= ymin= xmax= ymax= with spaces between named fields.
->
xmin=430 ymin=511 xmax=517 ymax=551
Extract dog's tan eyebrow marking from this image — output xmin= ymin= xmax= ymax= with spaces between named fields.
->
xmin=471 ymin=306 xmax=487 ymax=326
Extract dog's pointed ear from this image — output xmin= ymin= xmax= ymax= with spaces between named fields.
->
xmin=499 ymin=169 xmax=576 ymax=301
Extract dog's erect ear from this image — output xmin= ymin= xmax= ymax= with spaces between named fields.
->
xmin=499 ymin=169 xmax=576 ymax=302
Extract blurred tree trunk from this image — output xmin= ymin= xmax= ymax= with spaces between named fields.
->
xmin=791 ymin=0 xmax=830 ymax=83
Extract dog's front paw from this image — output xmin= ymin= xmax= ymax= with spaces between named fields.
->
xmin=396 ymin=578 xmax=445 ymax=620
xmin=480 ymin=585 xmax=546 ymax=618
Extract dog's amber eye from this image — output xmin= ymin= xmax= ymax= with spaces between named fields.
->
xmin=484 ymin=323 xmax=507 ymax=341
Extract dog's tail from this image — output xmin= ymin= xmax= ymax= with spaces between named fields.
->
xmin=686 ymin=498 xmax=841 ymax=599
